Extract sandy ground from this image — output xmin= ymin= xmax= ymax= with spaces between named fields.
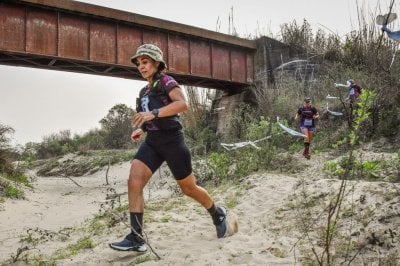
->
xmin=1 ymin=150 xmax=400 ymax=265
xmin=0 ymin=163 xmax=127 ymax=259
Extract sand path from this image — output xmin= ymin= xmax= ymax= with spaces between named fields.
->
xmin=1 ymin=150 xmax=400 ymax=265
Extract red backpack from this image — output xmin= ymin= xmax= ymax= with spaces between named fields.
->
xmin=353 ymin=84 xmax=362 ymax=97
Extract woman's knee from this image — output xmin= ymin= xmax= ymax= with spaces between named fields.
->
xmin=128 ymin=160 xmax=152 ymax=190
xmin=177 ymin=174 xmax=198 ymax=196
xmin=308 ymin=133 xmax=314 ymax=142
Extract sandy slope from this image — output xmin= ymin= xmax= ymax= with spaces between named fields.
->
xmin=0 ymin=163 xmax=130 ymax=261
xmin=62 ymin=173 xmax=299 ymax=266
xmin=1 ymin=150 xmax=400 ymax=265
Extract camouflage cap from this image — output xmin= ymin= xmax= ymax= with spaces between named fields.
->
xmin=131 ymin=44 xmax=167 ymax=70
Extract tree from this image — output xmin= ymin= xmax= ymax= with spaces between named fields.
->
xmin=99 ymin=104 xmax=135 ymax=149
xmin=0 ymin=123 xmax=15 ymax=173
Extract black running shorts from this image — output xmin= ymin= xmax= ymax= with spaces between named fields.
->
xmin=134 ymin=130 xmax=192 ymax=180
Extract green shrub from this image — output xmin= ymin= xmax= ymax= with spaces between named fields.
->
xmin=4 ymin=184 xmax=24 ymax=199
xmin=1 ymin=170 xmax=31 ymax=199
xmin=53 ymin=236 xmax=95 ymax=259
xmin=5 ymin=173 xmax=32 ymax=188
xmin=207 ymin=152 xmax=230 ymax=181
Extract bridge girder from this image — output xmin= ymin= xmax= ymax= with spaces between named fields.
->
xmin=0 ymin=0 xmax=256 ymax=91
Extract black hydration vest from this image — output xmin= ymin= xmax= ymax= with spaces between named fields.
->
xmin=299 ymin=106 xmax=317 ymax=127
xmin=136 ymin=74 xmax=182 ymax=131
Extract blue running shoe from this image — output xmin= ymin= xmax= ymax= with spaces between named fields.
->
xmin=213 ymin=206 xmax=228 ymax=238
xmin=109 ymin=233 xmax=147 ymax=252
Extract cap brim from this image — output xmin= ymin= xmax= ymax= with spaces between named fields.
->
xmin=130 ymin=54 xmax=142 ymax=65
xmin=130 ymin=54 xmax=167 ymax=69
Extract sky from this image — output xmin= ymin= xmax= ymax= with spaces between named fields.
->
xmin=0 ymin=0 xmax=393 ymax=145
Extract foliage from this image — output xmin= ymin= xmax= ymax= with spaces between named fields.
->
xmin=182 ymin=87 xmax=219 ymax=155
xmin=0 ymin=123 xmax=15 ymax=174
xmin=280 ymin=19 xmax=343 ymax=62
xmin=31 ymin=129 xmax=107 ymax=160
xmin=350 ymin=89 xmax=376 ymax=143
xmin=281 ymin=19 xmax=314 ymax=51
xmin=0 ymin=123 xmax=32 ymax=200
xmin=53 ymin=236 xmax=95 ymax=260
xmin=323 ymin=156 xmax=385 ymax=180
xmin=35 ymin=130 xmax=75 ymax=159
xmin=0 ymin=175 xmax=26 ymax=199
xmin=0 ymin=123 xmax=14 ymax=149
xmin=19 ymin=104 xmax=135 ymax=161
xmin=73 ymin=128 xmax=106 ymax=152
xmin=4 ymin=172 xmax=32 ymax=188
xmin=2 ymin=183 xmax=24 ymax=199
xmin=35 ymin=149 xmax=134 ymax=177
xmin=99 ymin=103 xmax=135 ymax=149
xmin=206 ymin=152 xmax=230 ymax=181
xmin=198 ymin=117 xmax=282 ymax=184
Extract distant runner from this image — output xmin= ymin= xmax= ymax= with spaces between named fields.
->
xmin=295 ymin=97 xmax=320 ymax=159
xmin=335 ymin=79 xmax=362 ymax=107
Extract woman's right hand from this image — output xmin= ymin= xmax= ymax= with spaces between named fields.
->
xmin=131 ymin=128 xmax=144 ymax=142
xmin=132 ymin=111 xmax=154 ymax=128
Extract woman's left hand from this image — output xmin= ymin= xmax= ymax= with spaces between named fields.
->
xmin=131 ymin=128 xmax=144 ymax=142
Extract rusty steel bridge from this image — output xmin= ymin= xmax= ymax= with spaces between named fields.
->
xmin=0 ymin=0 xmax=264 ymax=92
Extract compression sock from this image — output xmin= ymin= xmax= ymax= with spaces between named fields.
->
xmin=304 ymin=142 xmax=310 ymax=156
xmin=208 ymin=203 xmax=226 ymax=225
xmin=304 ymin=142 xmax=310 ymax=151
xmin=130 ymin=212 xmax=143 ymax=236
xmin=207 ymin=203 xmax=217 ymax=216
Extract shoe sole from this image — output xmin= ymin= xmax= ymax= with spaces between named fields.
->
xmin=109 ymin=243 xmax=147 ymax=252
